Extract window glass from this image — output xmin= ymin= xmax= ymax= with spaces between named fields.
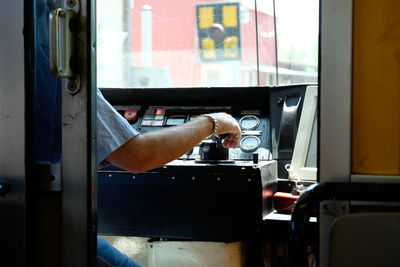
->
xmin=275 ymin=0 xmax=319 ymax=85
xmin=97 ymin=0 xmax=318 ymax=88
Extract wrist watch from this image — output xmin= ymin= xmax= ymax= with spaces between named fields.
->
xmin=202 ymin=114 xmax=218 ymax=139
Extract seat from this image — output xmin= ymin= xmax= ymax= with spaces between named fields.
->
xmin=288 ymin=182 xmax=400 ymax=267
xmin=330 ymin=212 xmax=400 ymax=267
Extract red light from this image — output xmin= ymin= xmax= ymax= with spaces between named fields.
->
xmin=124 ymin=110 xmax=138 ymax=123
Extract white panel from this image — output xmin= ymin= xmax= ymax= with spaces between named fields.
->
xmin=320 ymin=0 xmax=352 ymax=183
xmin=289 ymin=85 xmax=318 ymax=181
xmin=319 ymin=0 xmax=353 ymax=266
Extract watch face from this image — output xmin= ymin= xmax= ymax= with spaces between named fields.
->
xmin=239 ymin=115 xmax=260 ymax=130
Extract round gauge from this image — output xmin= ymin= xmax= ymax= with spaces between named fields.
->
xmin=239 ymin=136 xmax=261 ymax=152
xmin=239 ymin=115 xmax=260 ymax=130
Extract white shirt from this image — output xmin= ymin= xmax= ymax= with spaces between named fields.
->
xmin=96 ymin=89 xmax=139 ymax=168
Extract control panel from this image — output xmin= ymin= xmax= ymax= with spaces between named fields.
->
xmin=97 ymin=85 xmax=308 ymax=241
xmin=114 ymin=105 xmax=272 ymax=162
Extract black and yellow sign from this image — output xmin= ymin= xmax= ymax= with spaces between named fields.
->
xmin=196 ymin=3 xmax=241 ymax=61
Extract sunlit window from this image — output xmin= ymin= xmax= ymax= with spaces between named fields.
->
xmin=275 ymin=0 xmax=319 ymax=85
xmin=97 ymin=0 xmax=318 ymax=88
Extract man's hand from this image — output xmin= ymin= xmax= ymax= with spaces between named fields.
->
xmin=205 ymin=113 xmax=242 ymax=148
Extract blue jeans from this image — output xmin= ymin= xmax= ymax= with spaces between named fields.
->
xmin=97 ymin=236 xmax=145 ymax=267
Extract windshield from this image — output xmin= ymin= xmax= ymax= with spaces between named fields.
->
xmin=97 ymin=0 xmax=319 ymax=88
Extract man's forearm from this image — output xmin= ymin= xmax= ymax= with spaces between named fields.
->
xmin=106 ymin=116 xmax=213 ymax=173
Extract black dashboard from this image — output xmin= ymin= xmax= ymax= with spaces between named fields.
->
xmin=98 ymin=85 xmax=308 ymax=241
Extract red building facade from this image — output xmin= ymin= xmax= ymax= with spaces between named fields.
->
xmin=130 ymin=0 xmax=276 ymax=87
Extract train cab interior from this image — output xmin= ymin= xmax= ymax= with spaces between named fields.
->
xmin=1 ymin=0 xmax=400 ymax=267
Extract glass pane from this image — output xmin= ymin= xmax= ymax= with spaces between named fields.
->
xmin=97 ymin=0 xmax=275 ymax=88
xmin=254 ymin=0 xmax=277 ymax=86
xmin=275 ymin=0 xmax=319 ymax=85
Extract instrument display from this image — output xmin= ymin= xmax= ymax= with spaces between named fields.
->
xmin=117 ymin=105 xmax=270 ymax=160
xmin=239 ymin=115 xmax=260 ymax=130
xmin=239 ymin=136 xmax=261 ymax=152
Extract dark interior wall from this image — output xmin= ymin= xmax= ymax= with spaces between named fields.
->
xmin=1 ymin=0 xmax=28 ymax=265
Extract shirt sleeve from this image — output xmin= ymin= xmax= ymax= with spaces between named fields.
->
xmin=97 ymin=89 xmax=140 ymax=168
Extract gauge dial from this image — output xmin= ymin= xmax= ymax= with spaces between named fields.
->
xmin=239 ymin=136 xmax=261 ymax=152
xmin=239 ymin=115 xmax=260 ymax=130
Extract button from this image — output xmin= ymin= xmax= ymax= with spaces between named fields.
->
xmin=153 ymin=120 xmax=164 ymax=127
xmin=141 ymin=120 xmax=153 ymax=127
xmin=143 ymin=115 xmax=154 ymax=120
xmin=144 ymin=109 xmax=155 ymax=120
xmin=156 ymin=109 xmax=165 ymax=115
xmin=124 ymin=110 xmax=138 ymax=123
xmin=144 ymin=109 xmax=155 ymax=115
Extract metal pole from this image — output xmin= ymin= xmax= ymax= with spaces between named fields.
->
xmin=273 ymin=0 xmax=279 ymax=85
xmin=254 ymin=0 xmax=260 ymax=86
xmin=123 ymin=0 xmax=133 ymax=85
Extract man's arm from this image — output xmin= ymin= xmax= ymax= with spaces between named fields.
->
xmin=106 ymin=113 xmax=241 ymax=174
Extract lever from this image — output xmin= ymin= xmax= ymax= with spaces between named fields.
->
xmin=213 ymin=133 xmax=229 ymax=148
xmin=219 ymin=133 xmax=229 ymax=139
xmin=212 ymin=133 xmax=229 ymax=142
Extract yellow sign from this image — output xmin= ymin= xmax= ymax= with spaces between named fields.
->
xmin=224 ymin=36 xmax=239 ymax=58
xmin=222 ymin=5 xmax=238 ymax=27
xmin=201 ymin=38 xmax=216 ymax=59
xmin=197 ymin=3 xmax=241 ymax=61
xmin=199 ymin=7 xmax=214 ymax=29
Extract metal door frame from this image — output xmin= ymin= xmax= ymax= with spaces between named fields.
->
xmin=60 ymin=0 xmax=97 ymax=266
xmin=319 ymin=0 xmax=352 ymax=266
xmin=22 ymin=0 xmax=97 ymax=265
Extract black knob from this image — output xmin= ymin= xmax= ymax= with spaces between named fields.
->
xmin=253 ymin=153 xmax=259 ymax=164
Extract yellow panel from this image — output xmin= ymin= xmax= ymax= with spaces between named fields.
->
xmin=199 ymin=7 xmax=214 ymax=29
xmin=224 ymin=36 xmax=239 ymax=58
xmin=222 ymin=5 xmax=237 ymax=27
xmin=352 ymin=0 xmax=400 ymax=174
xmin=201 ymin=38 xmax=215 ymax=59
